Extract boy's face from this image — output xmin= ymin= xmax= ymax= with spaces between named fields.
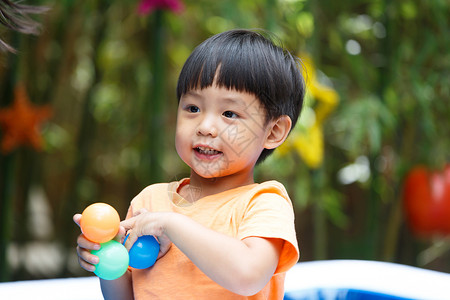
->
xmin=175 ymin=84 xmax=271 ymax=180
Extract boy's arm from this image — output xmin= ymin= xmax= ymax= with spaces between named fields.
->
xmin=122 ymin=211 xmax=283 ymax=296
xmin=99 ymin=272 xmax=133 ymax=300
xmin=73 ymin=214 xmax=134 ymax=300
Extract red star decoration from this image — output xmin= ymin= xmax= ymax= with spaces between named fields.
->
xmin=0 ymin=84 xmax=52 ymax=154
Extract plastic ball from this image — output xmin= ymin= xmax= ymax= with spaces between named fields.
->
xmin=92 ymin=240 xmax=129 ymax=280
xmin=126 ymin=235 xmax=160 ymax=269
xmin=81 ymin=203 xmax=120 ymax=243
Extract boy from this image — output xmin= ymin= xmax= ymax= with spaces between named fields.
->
xmin=74 ymin=29 xmax=305 ymax=299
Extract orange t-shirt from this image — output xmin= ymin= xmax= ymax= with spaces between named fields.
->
xmin=126 ymin=178 xmax=299 ymax=299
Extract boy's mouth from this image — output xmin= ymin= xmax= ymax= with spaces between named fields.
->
xmin=195 ymin=146 xmax=222 ymax=155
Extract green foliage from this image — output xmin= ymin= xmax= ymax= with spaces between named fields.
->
xmin=0 ymin=0 xmax=449 ymax=280
xmin=330 ymin=94 xmax=396 ymax=158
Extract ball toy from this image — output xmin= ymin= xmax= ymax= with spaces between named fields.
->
xmin=81 ymin=203 xmax=120 ymax=243
xmin=124 ymin=234 xmax=160 ymax=269
xmin=92 ymin=240 xmax=129 ymax=280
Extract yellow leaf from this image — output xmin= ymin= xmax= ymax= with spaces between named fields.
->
xmin=294 ymin=124 xmax=323 ymax=169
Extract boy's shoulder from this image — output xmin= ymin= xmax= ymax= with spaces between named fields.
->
xmin=254 ymin=180 xmax=288 ymax=193
xmin=238 ymin=180 xmax=291 ymax=203
xmin=130 ymin=182 xmax=173 ymax=204
xmin=139 ymin=178 xmax=189 ymax=194
xmin=140 ymin=181 xmax=172 ymax=192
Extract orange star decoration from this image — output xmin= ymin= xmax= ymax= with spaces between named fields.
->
xmin=277 ymin=53 xmax=339 ymax=169
xmin=0 ymin=84 xmax=52 ymax=154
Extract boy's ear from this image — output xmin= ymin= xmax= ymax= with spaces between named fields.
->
xmin=264 ymin=115 xmax=292 ymax=150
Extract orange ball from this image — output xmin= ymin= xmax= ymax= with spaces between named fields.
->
xmin=80 ymin=203 xmax=120 ymax=243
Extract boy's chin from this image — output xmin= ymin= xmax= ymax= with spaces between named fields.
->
xmin=190 ymin=168 xmax=229 ymax=181
xmin=193 ymin=171 xmax=222 ymax=180
xmin=188 ymin=162 xmax=231 ymax=179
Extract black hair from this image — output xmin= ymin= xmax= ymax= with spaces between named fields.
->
xmin=176 ymin=29 xmax=305 ymax=163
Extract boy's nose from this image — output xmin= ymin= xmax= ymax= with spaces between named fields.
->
xmin=196 ymin=115 xmax=218 ymax=137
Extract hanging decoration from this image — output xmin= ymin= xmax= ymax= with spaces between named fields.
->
xmin=0 ymin=83 xmax=52 ymax=154
xmin=137 ymin=0 xmax=184 ymax=15
xmin=403 ymin=164 xmax=450 ymax=237
xmin=277 ymin=54 xmax=339 ymax=169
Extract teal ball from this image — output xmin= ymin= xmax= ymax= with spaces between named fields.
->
xmin=92 ymin=240 xmax=129 ymax=280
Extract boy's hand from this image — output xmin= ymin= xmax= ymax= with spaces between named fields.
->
xmin=73 ymin=214 xmax=100 ymax=272
xmin=120 ymin=209 xmax=172 ymax=260
xmin=73 ymin=214 xmax=128 ymax=272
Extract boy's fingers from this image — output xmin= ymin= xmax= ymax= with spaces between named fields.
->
xmin=76 ymin=246 xmax=99 ymax=264
xmin=77 ymin=234 xmax=100 ymax=251
xmin=120 ymin=217 xmax=135 ymax=231
xmin=73 ymin=214 xmax=82 ymax=227
xmin=120 ymin=218 xmax=137 ymax=249
xmin=123 ymin=231 xmax=138 ymax=251
xmin=118 ymin=225 xmax=126 ymax=236
xmin=76 ymin=246 xmax=98 ymax=272
xmin=79 ymin=260 xmax=96 ymax=272
xmin=157 ymin=235 xmax=172 ymax=259
xmin=115 ymin=225 xmax=127 ymax=243
xmin=134 ymin=208 xmax=148 ymax=217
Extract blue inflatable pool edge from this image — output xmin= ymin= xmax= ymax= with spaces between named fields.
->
xmin=284 ymin=260 xmax=450 ymax=300
xmin=1 ymin=259 xmax=450 ymax=299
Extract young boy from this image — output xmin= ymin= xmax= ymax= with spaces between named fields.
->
xmin=74 ymin=29 xmax=305 ymax=299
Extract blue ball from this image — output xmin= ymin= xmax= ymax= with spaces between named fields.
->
xmin=127 ymin=235 xmax=160 ymax=269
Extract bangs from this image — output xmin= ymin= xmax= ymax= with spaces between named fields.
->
xmin=177 ymin=38 xmax=274 ymax=97
xmin=176 ymin=30 xmax=296 ymax=118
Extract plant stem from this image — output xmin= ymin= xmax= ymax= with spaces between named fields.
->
xmin=144 ymin=9 xmax=165 ymax=183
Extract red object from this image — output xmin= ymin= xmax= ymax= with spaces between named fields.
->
xmin=403 ymin=165 xmax=450 ymax=236
xmin=137 ymin=0 xmax=184 ymax=15
xmin=0 ymin=84 xmax=52 ymax=153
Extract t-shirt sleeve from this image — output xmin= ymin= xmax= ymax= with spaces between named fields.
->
xmin=236 ymin=192 xmax=299 ymax=274
xmin=125 ymin=186 xmax=153 ymax=220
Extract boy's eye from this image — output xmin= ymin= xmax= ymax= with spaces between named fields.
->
xmin=223 ymin=111 xmax=238 ymax=118
xmin=187 ymin=105 xmax=200 ymax=113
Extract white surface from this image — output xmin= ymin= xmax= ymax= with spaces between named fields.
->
xmin=1 ymin=260 xmax=450 ymax=299
xmin=0 ymin=276 xmax=102 ymax=300
xmin=285 ymin=260 xmax=450 ymax=299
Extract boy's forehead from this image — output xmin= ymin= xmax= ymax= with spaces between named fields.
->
xmin=182 ymin=85 xmax=263 ymax=105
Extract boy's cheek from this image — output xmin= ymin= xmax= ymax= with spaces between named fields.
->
xmin=220 ymin=125 xmax=258 ymax=155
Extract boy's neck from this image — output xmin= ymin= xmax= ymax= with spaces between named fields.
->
xmin=182 ymin=170 xmax=255 ymax=202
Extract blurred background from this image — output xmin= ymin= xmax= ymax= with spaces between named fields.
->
xmin=0 ymin=0 xmax=449 ymax=282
